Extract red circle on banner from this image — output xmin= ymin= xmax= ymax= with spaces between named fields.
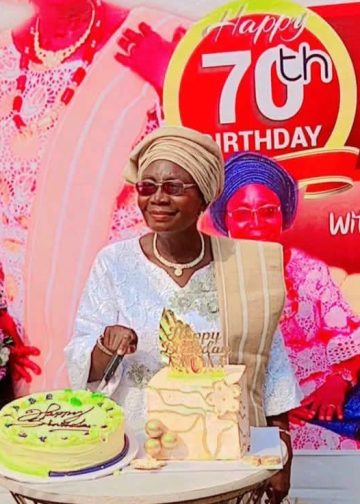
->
xmin=179 ymin=14 xmax=340 ymax=158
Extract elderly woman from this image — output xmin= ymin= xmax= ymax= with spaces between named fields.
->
xmin=65 ymin=127 xmax=302 ymax=503
xmin=209 ymin=152 xmax=360 ymax=451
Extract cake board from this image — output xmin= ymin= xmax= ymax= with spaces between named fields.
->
xmin=124 ymin=426 xmax=286 ymax=473
xmin=0 ymin=427 xmax=139 ymax=484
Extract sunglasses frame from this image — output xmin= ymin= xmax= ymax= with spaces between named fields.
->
xmin=227 ymin=205 xmax=281 ymax=221
xmin=135 ymin=180 xmax=197 ymax=196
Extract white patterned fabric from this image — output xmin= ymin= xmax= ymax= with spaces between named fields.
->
xmin=65 ymin=238 xmax=302 ymax=427
xmin=0 ymin=40 xmax=79 ymax=331
xmin=281 ymin=248 xmax=360 ymax=450
xmin=0 ymin=35 xmax=153 ymax=341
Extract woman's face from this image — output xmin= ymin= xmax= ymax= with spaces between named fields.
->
xmin=137 ymin=160 xmax=205 ymax=234
xmin=225 ymin=184 xmax=283 ymax=242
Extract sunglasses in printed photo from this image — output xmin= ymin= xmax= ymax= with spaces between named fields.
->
xmin=227 ymin=205 xmax=281 ymax=222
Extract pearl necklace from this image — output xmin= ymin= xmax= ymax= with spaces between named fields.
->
xmin=34 ymin=1 xmax=96 ymax=69
xmin=153 ymin=233 xmax=205 ymax=277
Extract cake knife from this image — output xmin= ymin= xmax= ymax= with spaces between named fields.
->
xmin=96 ymin=353 xmax=124 ymax=392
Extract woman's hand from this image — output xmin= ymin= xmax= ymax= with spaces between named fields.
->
xmin=89 ymin=325 xmax=138 ymax=382
xmin=266 ymin=413 xmax=292 ymax=504
xmin=0 ymin=308 xmax=41 ymax=383
xmin=266 ymin=466 xmax=291 ymax=504
xmin=10 ymin=345 xmax=41 ymax=383
xmin=115 ymin=22 xmax=186 ymax=95
xmin=103 ymin=325 xmax=138 ymax=356
xmin=291 ymin=374 xmax=350 ymax=422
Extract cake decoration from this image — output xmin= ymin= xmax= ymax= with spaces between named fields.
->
xmin=259 ymin=455 xmax=282 ymax=466
xmin=130 ymin=457 xmax=167 ymax=471
xmin=159 ymin=309 xmax=205 ymax=373
xmin=144 ymin=438 xmax=162 ymax=457
xmin=144 ymin=419 xmax=179 ymax=456
xmin=242 ymin=455 xmax=261 ymax=466
xmin=242 ymin=454 xmax=282 ymax=467
xmin=145 ymin=419 xmax=164 ymax=438
xmin=205 ymin=381 xmax=241 ymax=417
xmin=160 ymin=431 xmax=178 ymax=450
xmin=144 ymin=310 xmax=250 ymax=461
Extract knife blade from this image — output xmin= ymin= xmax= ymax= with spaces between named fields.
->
xmin=96 ymin=353 xmax=124 ymax=392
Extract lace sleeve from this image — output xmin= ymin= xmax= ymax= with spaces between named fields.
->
xmin=314 ymin=261 xmax=360 ymax=365
xmin=264 ymin=329 xmax=303 ymax=416
xmin=64 ymin=249 xmax=121 ymax=390
xmin=0 ymin=268 xmax=7 ymax=310
xmin=331 ymin=355 xmax=360 ymax=386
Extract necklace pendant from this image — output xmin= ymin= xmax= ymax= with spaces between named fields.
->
xmin=43 ymin=51 xmax=62 ymax=69
xmin=174 ymin=268 xmax=183 ymax=277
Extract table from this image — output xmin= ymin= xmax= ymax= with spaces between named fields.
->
xmin=0 ymin=465 xmax=275 ymax=504
xmin=1 ymin=429 xmax=286 ymax=504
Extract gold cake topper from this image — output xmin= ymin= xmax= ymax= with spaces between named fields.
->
xmin=159 ymin=309 xmax=205 ymax=373
xmin=159 ymin=309 xmax=230 ymax=374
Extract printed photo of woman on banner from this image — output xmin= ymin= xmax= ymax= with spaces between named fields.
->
xmin=0 ymin=0 xmax=187 ymax=396
xmin=163 ymin=0 xmax=360 ymax=454
xmin=208 ymin=151 xmax=360 ymax=451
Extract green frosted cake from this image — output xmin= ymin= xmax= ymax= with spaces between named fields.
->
xmin=0 ymin=389 xmax=125 ymax=477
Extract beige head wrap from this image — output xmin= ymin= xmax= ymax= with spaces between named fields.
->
xmin=125 ymin=126 xmax=224 ymax=204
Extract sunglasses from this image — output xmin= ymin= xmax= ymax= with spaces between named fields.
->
xmin=228 ymin=205 xmax=281 ymax=221
xmin=135 ymin=180 xmax=197 ymax=196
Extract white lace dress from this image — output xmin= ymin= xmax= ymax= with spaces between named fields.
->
xmin=65 ymin=238 xmax=303 ymax=427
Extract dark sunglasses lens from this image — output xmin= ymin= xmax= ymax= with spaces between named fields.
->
xmin=136 ymin=182 xmax=157 ymax=196
xmin=259 ymin=206 xmax=279 ymax=218
xmin=162 ymin=182 xmax=184 ymax=195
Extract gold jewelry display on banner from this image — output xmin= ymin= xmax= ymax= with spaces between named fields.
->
xmin=34 ymin=1 xmax=97 ymax=69
xmin=153 ymin=233 xmax=205 ymax=277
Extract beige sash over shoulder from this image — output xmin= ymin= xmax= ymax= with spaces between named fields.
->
xmin=211 ymin=237 xmax=285 ymax=427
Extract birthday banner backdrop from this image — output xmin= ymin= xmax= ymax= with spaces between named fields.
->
xmin=0 ymin=0 xmax=359 ymax=453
